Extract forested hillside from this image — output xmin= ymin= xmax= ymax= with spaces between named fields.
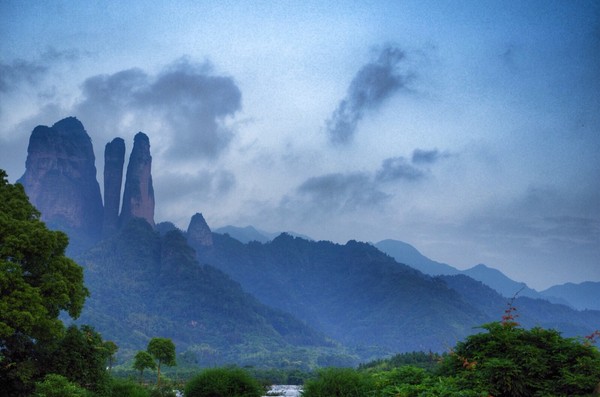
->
xmin=193 ymin=233 xmax=489 ymax=355
xmin=74 ymin=219 xmax=342 ymax=367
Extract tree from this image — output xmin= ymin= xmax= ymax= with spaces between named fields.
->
xmin=0 ymin=170 xmax=89 ymax=396
xmin=440 ymin=321 xmax=600 ymax=396
xmin=133 ymin=350 xmax=156 ymax=383
xmin=44 ymin=325 xmax=111 ymax=394
xmin=147 ymin=337 xmax=176 ymax=387
xmin=104 ymin=340 xmax=119 ymax=373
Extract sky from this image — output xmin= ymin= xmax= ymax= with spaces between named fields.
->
xmin=1 ymin=1 xmax=599 ymax=290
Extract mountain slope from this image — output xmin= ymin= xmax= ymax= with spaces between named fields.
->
xmin=213 ymin=225 xmax=271 ymax=243
xmin=192 ymin=233 xmax=488 ymax=355
xmin=75 ymin=219 xmax=335 ymax=366
xmin=540 ymin=282 xmax=600 ymax=311
xmin=375 ymin=239 xmax=460 ymax=276
xmin=461 ymin=264 xmax=541 ymax=299
xmin=440 ymin=275 xmax=600 ymax=337
xmin=213 ymin=225 xmax=313 ymax=243
xmin=376 ymin=239 xmax=543 ymax=299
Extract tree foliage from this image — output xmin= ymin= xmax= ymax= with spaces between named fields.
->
xmin=43 ymin=325 xmax=111 ymax=394
xmin=184 ymin=367 xmax=263 ymax=397
xmin=133 ymin=350 xmax=157 ymax=382
xmin=33 ymin=374 xmax=90 ymax=397
xmin=104 ymin=340 xmax=119 ymax=373
xmin=302 ymin=367 xmax=374 ymax=397
xmin=439 ymin=321 xmax=600 ymax=396
xmin=0 ymin=169 xmax=89 ymax=395
xmin=147 ymin=337 xmax=176 ymax=387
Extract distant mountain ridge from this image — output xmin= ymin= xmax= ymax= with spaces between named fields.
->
xmin=376 ymin=239 xmax=544 ymax=299
xmin=374 ymin=239 xmax=460 ymax=276
xmin=540 ymin=282 xmax=600 ymax=311
xmin=214 ymin=225 xmax=312 ymax=243
xmin=375 ymin=240 xmax=600 ymax=310
xmin=192 ymin=233 xmax=488 ymax=355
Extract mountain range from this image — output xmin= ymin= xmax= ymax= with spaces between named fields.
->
xmin=12 ymin=117 xmax=600 ymax=368
xmin=218 ymin=231 xmax=598 ymax=311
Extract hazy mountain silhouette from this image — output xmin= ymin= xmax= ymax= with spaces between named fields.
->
xmin=540 ymin=282 xmax=600 ymax=311
xmin=213 ymin=225 xmax=313 ymax=243
xmin=376 ymin=239 xmax=544 ymax=300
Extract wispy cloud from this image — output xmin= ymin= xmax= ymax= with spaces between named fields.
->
xmin=376 ymin=156 xmax=425 ymax=182
xmin=326 ymin=45 xmax=413 ymax=145
xmin=411 ymin=148 xmax=450 ymax=165
xmin=0 ymin=48 xmax=84 ymax=115
xmin=297 ymin=172 xmax=390 ymax=212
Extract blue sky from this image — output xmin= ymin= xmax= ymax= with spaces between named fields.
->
xmin=1 ymin=1 xmax=599 ymax=289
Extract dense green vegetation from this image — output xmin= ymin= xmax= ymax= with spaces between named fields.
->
xmin=0 ymin=170 xmax=90 ymax=395
xmin=185 ymin=367 xmax=263 ymax=397
xmin=75 ymin=218 xmax=349 ymax=368
xmin=195 ymin=233 xmax=489 ymax=355
xmin=302 ymin=321 xmax=600 ymax=396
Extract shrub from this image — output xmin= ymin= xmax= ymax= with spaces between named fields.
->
xmin=33 ymin=374 xmax=90 ymax=397
xmin=439 ymin=321 xmax=600 ymax=396
xmin=109 ymin=377 xmax=150 ymax=397
xmin=302 ymin=367 xmax=374 ymax=397
xmin=184 ymin=367 xmax=263 ymax=397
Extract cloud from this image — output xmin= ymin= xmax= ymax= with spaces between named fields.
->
xmin=376 ymin=156 xmax=425 ymax=182
xmin=0 ymin=48 xmax=86 ymax=117
xmin=0 ymin=59 xmax=47 ymax=93
xmin=411 ymin=148 xmax=450 ymax=164
xmin=0 ymin=48 xmax=85 ymax=93
xmin=326 ymin=45 xmax=412 ymax=145
xmin=157 ymin=169 xmax=236 ymax=202
xmin=297 ymin=172 xmax=390 ymax=212
xmin=292 ymin=151 xmax=435 ymax=215
xmin=74 ymin=58 xmax=242 ymax=160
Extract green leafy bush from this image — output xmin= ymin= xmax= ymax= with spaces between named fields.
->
xmin=33 ymin=374 xmax=90 ymax=397
xmin=438 ymin=321 xmax=600 ymax=396
xmin=184 ymin=367 xmax=263 ymax=397
xmin=109 ymin=378 xmax=150 ymax=397
xmin=302 ymin=367 xmax=374 ymax=397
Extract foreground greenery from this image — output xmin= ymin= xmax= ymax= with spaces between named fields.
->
xmin=304 ymin=319 xmax=600 ymax=397
xmin=0 ymin=170 xmax=91 ymax=395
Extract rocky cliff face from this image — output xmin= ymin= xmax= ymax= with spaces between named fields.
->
xmin=102 ymin=138 xmax=125 ymax=236
xmin=120 ymin=132 xmax=155 ymax=227
xmin=187 ymin=212 xmax=214 ymax=247
xmin=17 ymin=117 xmax=103 ymax=246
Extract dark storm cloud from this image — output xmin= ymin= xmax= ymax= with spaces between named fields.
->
xmin=376 ymin=156 xmax=425 ymax=182
xmin=297 ymin=172 xmax=390 ymax=212
xmin=326 ymin=46 xmax=412 ymax=145
xmin=411 ymin=148 xmax=449 ymax=164
xmin=74 ymin=58 xmax=242 ymax=159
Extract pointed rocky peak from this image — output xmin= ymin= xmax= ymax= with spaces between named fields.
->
xmin=17 ymin=116 xmax=103 ymax=247
xmin=187 ymin=212 xmax=213 ymax=247
xmin=120 ymin=132 xmax=155 ymax=227
xmin=102 ymin=137 xmax=125 ymax=237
